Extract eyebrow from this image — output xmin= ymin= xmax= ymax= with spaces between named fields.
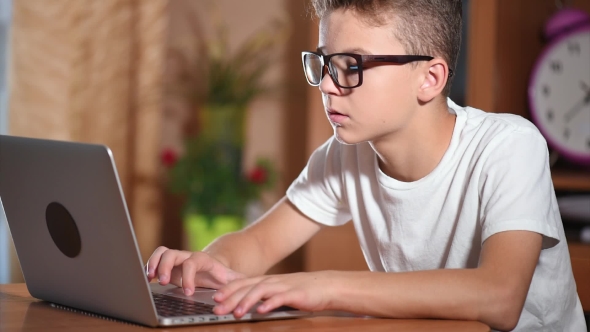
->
xmin=316 ymin=46 xmax=373 ymax=55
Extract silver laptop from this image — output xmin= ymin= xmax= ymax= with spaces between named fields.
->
xmin=0 ymin=135 xmax=311 ymax=327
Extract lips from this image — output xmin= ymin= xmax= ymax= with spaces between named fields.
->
xmin=327 ymin=108 xmax=348 ymax=124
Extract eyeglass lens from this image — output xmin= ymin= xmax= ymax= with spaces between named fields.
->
xmin=304 ymin=53 xmax=360 ymax=88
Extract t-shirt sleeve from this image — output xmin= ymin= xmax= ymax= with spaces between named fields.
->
xmin=286 ymin=137 xmax=351 ymax=226
xmin=478 ymin=122 xmax=560 ymax=249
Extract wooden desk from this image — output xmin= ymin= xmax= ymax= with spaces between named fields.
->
xmin=0 ymin=284 xmax=490 ymax=332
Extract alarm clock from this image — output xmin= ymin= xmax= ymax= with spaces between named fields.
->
xmin=528 ymin=8 xmax=590 ymax=165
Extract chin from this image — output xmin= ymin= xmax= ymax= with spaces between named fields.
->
xmin=333 ymin=127 xmax=366 ymax=145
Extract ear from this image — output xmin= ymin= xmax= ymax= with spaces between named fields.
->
xmin=417 ymin=59 xmax=449 ymax=103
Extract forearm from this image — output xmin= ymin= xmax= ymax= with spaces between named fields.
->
xmin=202 ymin=229 xmax=270 ymax=277
xmin=202 ymin=197 xmax=321 ymax=278
xmin=328 ymin=269 xmax=521 ymax=331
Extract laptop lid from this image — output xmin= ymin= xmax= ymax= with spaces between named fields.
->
xmin=0 ymin=135 xmax=159 ymax=326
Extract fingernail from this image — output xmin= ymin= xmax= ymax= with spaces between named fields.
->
xmin=214 ymin=305 xmax=223 ymax=313
xmin=259 ymin=304 xmax=267 ymax=311
xmin=184 ymin=288 xmax=191 ymax=296
xmin=148 ymin=268 xmax=154 ymax=276
xmin=158 ymin=274 xmax=167 ymax=282
xmin=235 ymin=306 xmax=243 ymax=315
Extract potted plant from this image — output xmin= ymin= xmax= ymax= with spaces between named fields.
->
xmin=161 ymin=12 xmax=286 ymax=251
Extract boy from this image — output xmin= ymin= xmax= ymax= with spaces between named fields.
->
xmin=147 ymin=1 xmax=586 ymax=330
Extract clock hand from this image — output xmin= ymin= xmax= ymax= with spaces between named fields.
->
xmin=563 ymin=90 xmax=590 ymax=123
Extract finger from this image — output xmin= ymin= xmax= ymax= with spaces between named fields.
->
xmin=202 ymin=261 xmax=243 ymax=286
xmin=213 ymin=285 xmax=253 ymax=316
xmin=146 ymin=246 xmax=169 ymax=280
xmin=215 ymin=278 xmax=281 ymax=317
xmin=233 ymin=283 xmax=284 ymax=318
xmin=225 ymin=269 xmax=247 ymax=283
xmin=213 ymin=277 xmax=264 ymax=303
xmin=257 ymin=293 xmax=294 ymax=314
xmin=168 ymin=266 xmax=184 ymax=287
xmin=181 ymin=261 xmax=196 ymax=295
xmin=195 ymin=257 xmax=246 ymax=290
xmin=157 ymin=250 xmax=190 ymax=285
xmin=180 ymin=252 xmax=213 ymax=295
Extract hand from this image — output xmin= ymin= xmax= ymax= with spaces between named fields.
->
xmin=145 ymin=246 xmax=246 ymax=295
xmin=212 ymin=271 xmax=335 ymax=318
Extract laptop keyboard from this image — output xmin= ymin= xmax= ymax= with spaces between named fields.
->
xmin=152 ymin=293 xmax=298 ymax=318
xmin=152 ymin=293 xmax=215 ymax=317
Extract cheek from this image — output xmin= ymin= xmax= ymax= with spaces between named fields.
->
xmin=354 ymin=73 xmax=414 ymax=123
xmin=369 ymin=67 xmax=413 ymax=95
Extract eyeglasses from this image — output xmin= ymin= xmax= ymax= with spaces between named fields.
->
xmin=301 ymin=51 xmax=453 ymax=89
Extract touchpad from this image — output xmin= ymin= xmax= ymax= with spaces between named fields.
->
xmin=152 ymin=284 xmax=217 ymax=305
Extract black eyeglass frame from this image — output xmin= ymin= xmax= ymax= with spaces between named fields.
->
xmin=301 ymin=51 xmax=454 ymax=89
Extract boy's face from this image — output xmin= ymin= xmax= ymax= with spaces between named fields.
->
xmin=318 ymin=9 xmax=425 ymax=145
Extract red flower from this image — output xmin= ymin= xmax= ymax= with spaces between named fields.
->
xmin=161 ymin=148 xmax=178 ymax=168
xmin=248 ymin=167 xmax=267 ymax=184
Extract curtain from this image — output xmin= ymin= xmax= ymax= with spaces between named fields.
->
xmin=8 ymin=0 xmax=168 ymax=279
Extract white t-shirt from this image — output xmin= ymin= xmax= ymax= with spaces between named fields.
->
xmin=287 ymin=99 xmax=586 ymax=331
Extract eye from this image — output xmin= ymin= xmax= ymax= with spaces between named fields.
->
xmin=342 ymin=58 xmax=359 ymax=74
xmin=330 ymin=55 xmax=360 ymax=76
xmin=348 ymin=64 xmax=359 ymax=71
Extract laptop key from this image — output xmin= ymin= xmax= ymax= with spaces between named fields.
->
xmin=153 ymin=293 xmax=216 ymax=317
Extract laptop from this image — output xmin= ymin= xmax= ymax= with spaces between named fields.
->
xmin=0 ymin=135 xmax=312 ymax=327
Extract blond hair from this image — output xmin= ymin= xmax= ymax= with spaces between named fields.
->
xmin=311 ymin=0 xmax=462 ymax=96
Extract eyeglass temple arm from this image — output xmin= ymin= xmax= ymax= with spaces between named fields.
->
xmin=361 ymin=55 xmax=454 ymax=77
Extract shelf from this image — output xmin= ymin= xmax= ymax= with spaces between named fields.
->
xmin=551 ymin=167 xmax=590 ymax=192
xmin=568 ymin=242 xmax=590 ymax=312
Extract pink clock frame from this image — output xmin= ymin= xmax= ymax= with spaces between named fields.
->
xmin=527 ymin=9 xmax=590 ymax=165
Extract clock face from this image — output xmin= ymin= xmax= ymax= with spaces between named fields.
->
xmin=529 ymin=26 xmax=590 ymax=163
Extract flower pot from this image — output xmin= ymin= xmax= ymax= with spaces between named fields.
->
xmin=183 ymin=214 xmax=243 ymax=251
xmin=199 ymin=104 xmax=246 ymax=148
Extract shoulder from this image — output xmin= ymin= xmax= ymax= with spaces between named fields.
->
xmin=461 ymin=106 xmax=547 ymax=151
xmin=447 ymin=100 xmax=549 ymax=176
xmin=468 ymin=112 xmax=550 ymax=180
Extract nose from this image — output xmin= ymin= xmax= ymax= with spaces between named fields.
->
xmin=319 ymin=65 xmax=340 ymax=95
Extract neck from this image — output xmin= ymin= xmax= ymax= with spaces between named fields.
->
xmin=370 ymin=99 xmax=456 ymax=182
